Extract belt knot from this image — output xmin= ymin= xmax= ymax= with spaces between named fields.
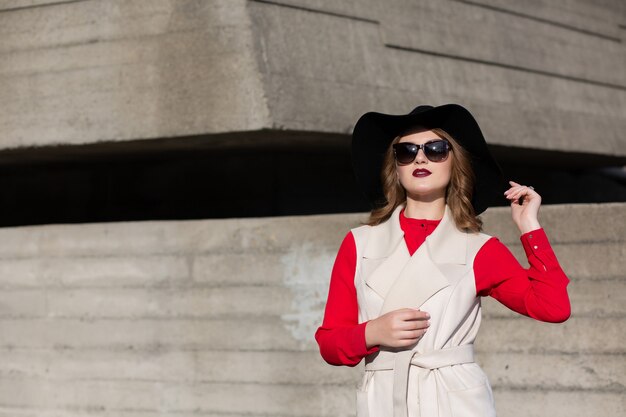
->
xmin=364 ymin=344 xmax=475 ymax=417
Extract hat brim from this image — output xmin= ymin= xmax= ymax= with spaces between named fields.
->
xmin=351 ymin=104 xmax=505 ymax=214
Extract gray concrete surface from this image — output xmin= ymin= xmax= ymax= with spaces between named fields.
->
xmin=0 ymin=0 xmax=270 ymax=148
xmin=1 ymin=0 xmax=625 ymax=156
xmin=0 ymin=203 xmax=624 ymax=416
xmin=0 ymin=1 xmax=624 ymax=415
xmin=248 ymin=0 xmax=626 ymax=155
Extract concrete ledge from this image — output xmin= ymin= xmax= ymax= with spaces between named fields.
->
xmin=0 ymin=203 xmax=623 ymax=415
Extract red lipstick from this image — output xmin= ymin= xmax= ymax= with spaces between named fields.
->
xmin=412 ymin=169 xmax=431 ymax=177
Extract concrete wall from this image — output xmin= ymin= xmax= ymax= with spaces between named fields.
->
xmin=0 ymin=0 xmax=270 ymax=148
xmin=0 ymin=1 xmax=624 ymax=415
xmin=247 ymin=0 xmax=626 ymax=156
xmin=1 ymin=0 xmax=625 ymax=156
xmin=0 ymin=203 xmax=623 ymax=416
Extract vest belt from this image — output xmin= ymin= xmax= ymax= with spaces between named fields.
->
xmin=364 ymin=344 xmax=475 ymax=417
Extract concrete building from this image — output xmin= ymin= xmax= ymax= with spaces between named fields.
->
xmin=0 ymin=0 xmax=624 ymax=416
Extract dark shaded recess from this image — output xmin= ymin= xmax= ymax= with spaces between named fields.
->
xmin=0 ymin=131 xmax=624 ymax=228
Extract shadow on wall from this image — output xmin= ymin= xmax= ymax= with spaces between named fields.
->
xmin=0 ymin=133 xmax=625 ymax=227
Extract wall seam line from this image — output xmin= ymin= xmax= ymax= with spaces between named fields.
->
xmin=0 ymin=0 xmax=92 ymax=14
xmin=453 ymin=0 xmax=622 ymax=43
xmin=249 ymin=0 xmax=379 ymax=24
xmin=385 ymin=44 xmax=626 ymax=91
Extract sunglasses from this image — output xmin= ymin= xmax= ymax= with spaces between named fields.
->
xmin=392 ymin=139 xmax=452 ymax=164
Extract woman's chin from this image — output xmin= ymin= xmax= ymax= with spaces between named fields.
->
xmin=405 ymin=189 xmax=446 ymax=201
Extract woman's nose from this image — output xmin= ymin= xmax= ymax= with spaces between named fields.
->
xmin=415 ymin=148 xmax=428 ymax=163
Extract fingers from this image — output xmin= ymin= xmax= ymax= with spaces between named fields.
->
xmin=398 ymin=328 xmax=427 ymax=342
xmin=398 ymin=308 xmax=430 ymax=321
xmin=397 ymin=318 xmax=430 ymax=331
xmin=395 ymin=308 xmax=430 ymax=332
xmin=396 ymin=330 xmax=426 ymax=347
xmin=504 ymin=181 xmax=537 ymax=204
xmin=381 ymin=308 xmax=431 ymax=347
xmin=506 ymin=180 xmax=536 ymax=194
xmin=388 ymin=327 xmax=427 ymax=348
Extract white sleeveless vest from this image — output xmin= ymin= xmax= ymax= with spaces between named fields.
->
xmin=351 ymin=203 xmax=497 ymax=417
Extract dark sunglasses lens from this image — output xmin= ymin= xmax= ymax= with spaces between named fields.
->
xmin=394 ymin=143 xmax=417 ymax=164
xmin=424 ymin=140 xmax=449 ymax=162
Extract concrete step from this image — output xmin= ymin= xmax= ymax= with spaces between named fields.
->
xmin=477 ymin=316 xmax=622 ymax=354
xmin=0 ymin=317 xmax=301 ymax=351
xmin=478 ymin=352 xmax=624 ymax=392
xmin=0 ymin=376 xmax=622 ymax=417
xmin=1 ymin=203 xmax=622 ymax=258
xmin=0 ymin=255 xmax=190 ymax=288
xmin=0 ymin=214 xmax=353 ymax=259
xmin=0 ymin=349 xmax=357 ymax=387
xmin=0 ymin=202 xmax=623 ymax=417
xmin=0 ymin=378 xmax=353 ymax=416
xmin=0 ymin=286 xmax=299 ymax=319
xmin=0 ymin=315 xmax=620 ymax=354
xmin=2 ymin=348 xmax=620 ymax=392
xmin=494 ymin=390 xmax=624 ymax=417
xmin=0 ymin=274 xmax=622 ymax=321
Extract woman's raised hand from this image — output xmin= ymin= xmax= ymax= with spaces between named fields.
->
xmin=365 ymin=308 xmax=430 ymax=349
xmin=504 ymin=180 xmax=542 ymax=234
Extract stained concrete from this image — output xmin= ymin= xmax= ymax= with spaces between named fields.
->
xmin=0 ymin=203 xmax=624 ymax=416
xmin=1 ymin=0 xmax=625 ymax=155
xmin=0 ymin=0 xmax=271 ymax=147
xmin=0 ymin=1 xmax=624 ymax=416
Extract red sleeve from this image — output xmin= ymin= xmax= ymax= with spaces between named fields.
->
xmin=314 ymin=231 xmax=380 ymax=366
xmin=474 ymin=228 xmax=571 ymax=323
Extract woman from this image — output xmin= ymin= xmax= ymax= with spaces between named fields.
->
xmin=314 ymin=104 xmax=571 ymax=417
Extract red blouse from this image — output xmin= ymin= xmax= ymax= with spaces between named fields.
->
xmin=314 ymin=208 xmax=571 ymax=366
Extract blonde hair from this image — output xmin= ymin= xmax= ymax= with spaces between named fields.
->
xmin=366 ymin=128 xmax=482 ymax=232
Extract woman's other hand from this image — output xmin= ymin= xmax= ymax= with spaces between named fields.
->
xmin=365 ymin=308 xmax=430 ymax=349
xmin=504 ymin=180 xmax=542 ymax=234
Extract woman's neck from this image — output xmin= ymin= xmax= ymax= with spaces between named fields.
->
xmin=403 ymin=196 xmax=446 ymax=220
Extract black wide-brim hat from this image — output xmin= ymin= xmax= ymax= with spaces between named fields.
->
xmin=351 ymin=103 xmax=505 ymax=214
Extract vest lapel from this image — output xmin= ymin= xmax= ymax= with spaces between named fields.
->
xmin=363 ymin=205 xmax=407 ymax=300
xmin=363 ymin=241 xmax=410 ymax=301
xmin=363 ymin=204 xmax=469 ymax=316
xmin=379 ymin=243 xmax=450 ymax=315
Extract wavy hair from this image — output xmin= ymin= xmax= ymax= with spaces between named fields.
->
xmin=366 ymin=128 xmax=482 ymax=232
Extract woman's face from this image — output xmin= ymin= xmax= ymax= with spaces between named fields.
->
xmin=396 ymin=130 xmax=453 ymax=200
